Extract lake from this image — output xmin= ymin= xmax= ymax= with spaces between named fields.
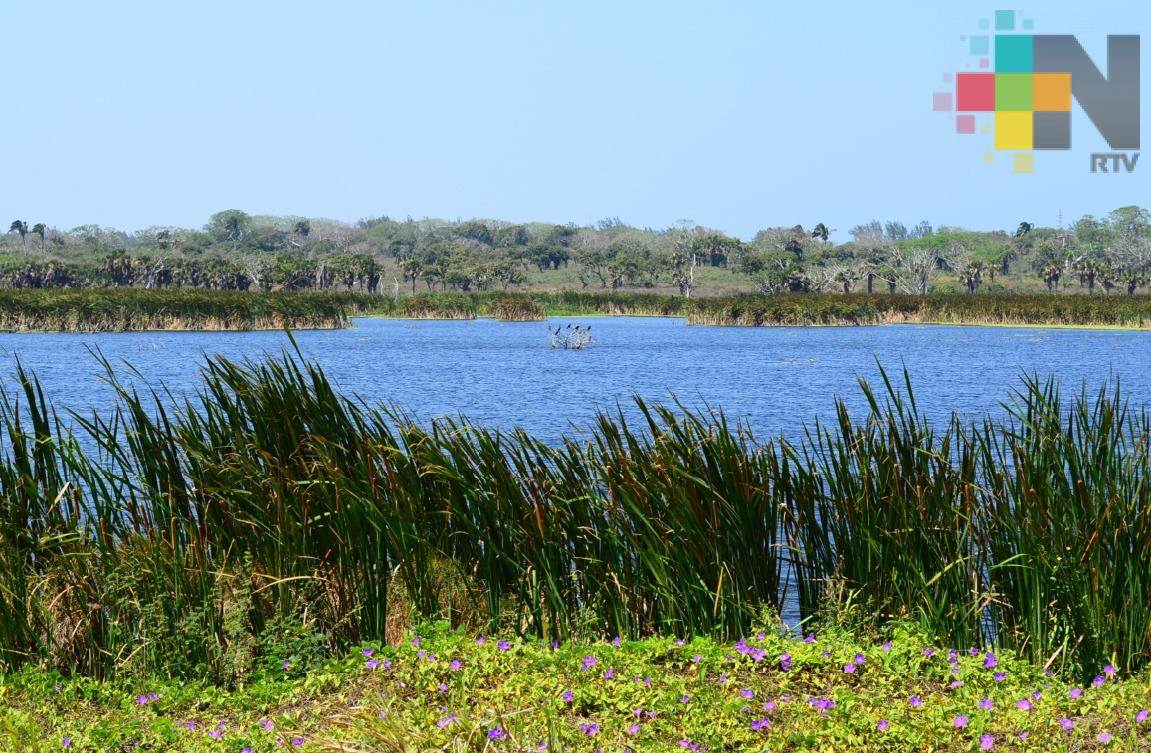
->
xmin=0 ymin=316 xmax=1147 ymax=443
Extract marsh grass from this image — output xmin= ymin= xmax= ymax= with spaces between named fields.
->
xmin=0 ymin=348 xmax=1148 ymax=682
xmin=0 ymin=289 xmax=356 ymax=331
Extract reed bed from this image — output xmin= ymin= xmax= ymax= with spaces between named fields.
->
xmin=0 ymin=289 xmax=356 ymax=331
xmin=362 ymin=291 xmax=1151 ymax=327
xmin=686 ymin=293 xmax=1151 ymax=327
xmin=0 ymin=351 xmax=1148 ymax=683
xmin=489 ymin=295 xmax=546 ymax=321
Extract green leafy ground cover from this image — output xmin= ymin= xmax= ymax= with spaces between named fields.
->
xmin=3 ymin=624 xmax=1148 ymax=752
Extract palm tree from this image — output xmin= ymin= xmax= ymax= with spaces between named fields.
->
xmin=810 ymin=223 xmax=830 ymax=242
xmin=8 ymin=220 xmax=28 ymax=251
xmin=400 ymin=258 xmax=422 ymax=293
xmin=30 ymin=223 xmax=46 ymax=253
xmin=1014 ymin=221 xmax=1033 ymax=238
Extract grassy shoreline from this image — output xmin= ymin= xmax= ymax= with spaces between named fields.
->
xmin=359 ymin=291 xmax=1151 ymax=330
xmin=2 ymin=289 xmax=1151 ymax=331
xmin=0 ymin=290 xmax=361 ymax=332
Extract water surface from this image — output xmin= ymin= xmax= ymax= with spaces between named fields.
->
xmin=0 ymin=317 xmax=1146 ymax=442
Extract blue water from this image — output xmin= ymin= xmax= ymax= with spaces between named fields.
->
xmin=0 ymin=317 xmax=1147 ymax=442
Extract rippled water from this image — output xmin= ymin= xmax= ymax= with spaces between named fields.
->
xmin=0 ymin=317 xmax=1147 ymax=442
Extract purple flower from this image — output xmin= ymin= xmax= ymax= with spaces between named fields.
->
xmin=909 ymin=695 xmax=923 ymax=708
xmin=487 ymin=727 xmax=507 ymax=740
xmin=923 ymin=648 xmax=935 ymax=658
xmin=208 ymin=729 xmax=222 ymax=740
xmin=603 ymin=668 xmax=614 ymax=679
xmin=679 ymin=695 xmax=691 ymax=704
xmin=751 ymin=717 xmax=771 ymax=731
xmin=968 ymin=647 xmax=980 ymax=656
xmin=362 ymin=648 xmax=373 ymax=657
xmin=291 ymin=738 xmax=304 ymax=747
xmin=579 ymin=722 xmax=599 ymax=736
xmin=1018 ymin=731 xmax=1028 ymax=741
xmin=410 ymin=635 xmax=420 ymax=647
xmin=1103 ymin=664 xmax=1117 ymax=676
xmin=980 ymin=733 xmax=994 ymax=750
xmin=779 ymin=652 xmax=792 ymax=671
xmin=261 ymin=719 xmax=274 ymax=732
xmin=1098 ymin=731 xmax=1112 ymax=744
xmin=561 ymin=690 xmax=573 ymax=702
xmin=854 ymin=652 xmax=866 ymax=665
xmin=1069 ymin=687 xmax=1082 ymax=699
xmin=475 ymin=636 xmax=485 ymax=645
xmin=954 ymin=715 xmax=968 ymax=729
xmin=993 ymin=672 xmax=1006 ymax=682
xmin=1059 ymin=717 xmax=1074 ymax=731
xmin=365 ymin=658 xmax=380 ymax=670
xmin=1016 ymin=699 xmax=1032 ymax=712
xmin=978 ymin=698 xmax=993 ymax=711
xmin=804 ymin=632 xmax=816 ymax=643
xmin=1093 ymin=674 xmax=1105 ymax=687
xmin=627 ymin=724 xmax=641 ymax=734
xmin=437 ymin=712 xmax=459 ymax=728
xmin=282 ymin=661 xmax=290 ymax=670
xmin=876 ymin=719 xmax=889 ymax=731
xmin=763 ymin=700 xmax=776 ymax=711
xmin=983 ymin=653 xmax=998 ymax=669
xmin=498 ymin=640 xmax=511 ymax=652
xmin=62 ymin=739 xmax=71 ymax=748
xmin=692 ymin=654 xmax=702 ymax=664
xmin=611 ymin=635 xmax=622 ymax=646
xmin=678 ymin=740 xmax=700 ymax=752
xmin=450 ymin=659 xmax=462 ymax=671
xmin=843 ymin=662 xmax=857 ymax=674
xmin=581 ymin=655 xmax=598 ymax=670
xmin=810 ymin=697 xmax=835 ymax=714
xmin=1137 ymin=709 xmax=1150 ymax=723
xmin=740 ymin=688 xmax=754 ymax=699
xmin=881 ymin=641 xmax=892 ymax=651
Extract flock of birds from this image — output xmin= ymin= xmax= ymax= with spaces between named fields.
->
xmin=549 ymin=323 xmax=593 ymax=350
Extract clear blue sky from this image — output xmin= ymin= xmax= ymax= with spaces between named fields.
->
xmin=1 ymin=1 xmax=1146 ymax=240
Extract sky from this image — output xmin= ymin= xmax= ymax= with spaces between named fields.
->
xmin=1 ymin=1 xmax=1147 ymax=241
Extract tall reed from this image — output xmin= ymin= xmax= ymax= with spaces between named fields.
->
xmin=0 ymin=350 xmax=1148 ymax=682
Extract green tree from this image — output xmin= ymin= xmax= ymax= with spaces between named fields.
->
xmin=8 ymin=220 xmax=28 ymax=251
xmin=206 ymin=210 xmax=254 ymax=250
xmin=30 ymin=223 xmax=46 ymax=252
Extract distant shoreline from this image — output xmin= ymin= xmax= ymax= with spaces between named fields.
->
xmin=3 ymin=288 xmax=1151 ymax=332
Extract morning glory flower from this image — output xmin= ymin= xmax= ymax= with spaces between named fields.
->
xmin=909 ymin=695 xmax=923 ymax=707
xmin=980 ymin=733 xmax=994 ymax=750
xmin=954 ymin=715 xmax=969 ymax=728
xmin=978 ymin=698 xmax=993 ymax=711
xmin=1059 ymin=717 xmax=1074 ymax=731
xmin=876 ymin=719 xmax=889 ymax=731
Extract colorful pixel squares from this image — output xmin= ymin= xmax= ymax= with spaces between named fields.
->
xmin=942 ymin=15 xmax=1082 ymax=165
xmin=957 ymin=73 xmax=996 ymax=110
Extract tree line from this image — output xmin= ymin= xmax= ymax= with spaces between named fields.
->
xmin=4 ymin=207 xmax=1151 ymax=296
